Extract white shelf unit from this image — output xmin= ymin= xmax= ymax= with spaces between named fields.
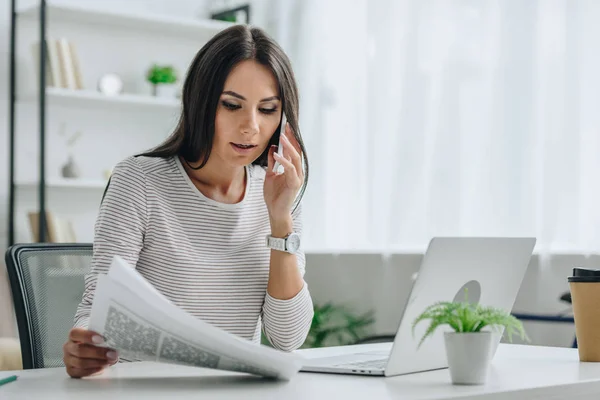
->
xmin=11 ymin=1 xmax=235 ymax=244
xmin=19 ymin=87 xmax=181 ymax=111
xmin=17 ymin=2 xmax=234 ymax=38
xmin=15 ymin=177 xmax=108 ymax=190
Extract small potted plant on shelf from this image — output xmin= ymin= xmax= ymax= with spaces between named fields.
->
xmin=146 ymin=64 xmax=178 ymax=98
xmin=412 ymin=290 xmax=528 ymax=385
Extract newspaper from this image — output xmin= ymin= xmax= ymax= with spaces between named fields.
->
xmin=88 ymin=255 xmax=305 ymax=380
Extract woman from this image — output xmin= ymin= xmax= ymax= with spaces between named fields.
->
xmin=62 ymin=25 xmax=314 ymax=378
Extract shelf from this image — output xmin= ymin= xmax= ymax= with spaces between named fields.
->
xmin=16 ymin=178 xmax=108 ymax=189
xmin=17 ymin=2 xmax=235 ymax=38
xmin=19 ymin=87 xmax=180 ymax=110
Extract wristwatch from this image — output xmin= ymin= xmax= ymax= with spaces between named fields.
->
xmin=265 ymin=232 xmax=301 ymax=254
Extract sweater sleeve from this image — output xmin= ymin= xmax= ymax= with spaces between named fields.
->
xmin=261 ymin=203 xmax=314 ymax=351
xmin=73 ymin=157 xmax=147 ymax=329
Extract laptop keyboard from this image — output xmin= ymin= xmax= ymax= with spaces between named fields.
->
xmin=334 ymin=358 xmax=389 ymax=370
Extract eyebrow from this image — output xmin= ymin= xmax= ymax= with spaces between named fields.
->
xmin=222 ymin=91 xmax=280 ymax=102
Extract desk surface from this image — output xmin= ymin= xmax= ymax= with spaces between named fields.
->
xmin=2 ymin=343 xmax=600 ymax=400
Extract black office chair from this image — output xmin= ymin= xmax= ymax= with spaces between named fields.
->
xmin=560 ymin=291 xmax=572 ymax=305
xmin=5 ymin=243 xmax=93 ymax=369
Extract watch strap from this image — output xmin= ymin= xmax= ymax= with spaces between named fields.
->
xmin=266 ymin=235 xmax=288 ymax=252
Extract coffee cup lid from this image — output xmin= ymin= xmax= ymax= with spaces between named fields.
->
xmin=568 ymin=267 xmax=600 ymax=282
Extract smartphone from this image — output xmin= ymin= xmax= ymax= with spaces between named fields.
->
xmin=273 ymin=112 xmax=287 ymax=174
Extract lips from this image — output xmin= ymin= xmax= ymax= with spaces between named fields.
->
xmin=232 ymin=143 xmax=256 ymax=149
xmin=231 ymin=142 xmax=257 ymax=154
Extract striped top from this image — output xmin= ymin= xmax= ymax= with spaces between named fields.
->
xmin=74 ymin=155 xmax=314 ymax=352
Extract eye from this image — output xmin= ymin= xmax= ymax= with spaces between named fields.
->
xmin=221 ymin=101 xmax=241 ymax=110
xmin=260 ymin=107 xmax=277 ymax=114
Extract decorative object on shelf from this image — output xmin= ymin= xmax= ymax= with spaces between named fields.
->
xmin=97 ymin=73 xmax=123 ymax=96
xmin=103 ymin=169 xmax=113 ymax=181
xmin=58 ymin=124 xmax=82 ymax=179
xmin=412 ymin=289 xmax=528 ymax=385
xmin=209 ymin=0 xmax=250 ymax=24
xmin=61 ymin=155 xmax=81 ymax=179
xmin=261 ymin=303 xmax=375 ymax=349
xmin=209 ymin=1 xmax=250 ymax=24
xmin=146 ymin=64 xmax=178 ymax=98
xmin=28 ymin=210 xmax=77 ymax=243
xmin=31 ymin=37 xmax=84 ymax=90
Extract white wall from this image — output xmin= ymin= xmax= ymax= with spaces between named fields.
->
xmin=0 ymin=0 xmax=586 ymax=350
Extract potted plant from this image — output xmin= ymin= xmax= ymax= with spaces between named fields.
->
xmin=302 ymin=303 xmax=375 ymax=348
xmin=262 ymin=303 xmax=375 ymax=349
xmin=146 ymin=64 xmax=178 ymax=98
xmin=412 ymin=291 xmax=528 ymax=385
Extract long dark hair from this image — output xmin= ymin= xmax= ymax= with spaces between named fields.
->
xmin=140 ymin=25 xmax=309 ymax=207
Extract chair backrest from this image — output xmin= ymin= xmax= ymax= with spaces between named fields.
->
xmin=4 ymin=243 xmax=92 ymax=369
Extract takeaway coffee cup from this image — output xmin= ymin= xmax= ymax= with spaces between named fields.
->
xmin=568 ymin=268 xmax=600 ymax=362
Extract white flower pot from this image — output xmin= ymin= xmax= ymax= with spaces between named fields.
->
xmin=444 ymin=331 xmax=494 ymax=385
xmin=153 ymin=84 xmax=178 ymax=98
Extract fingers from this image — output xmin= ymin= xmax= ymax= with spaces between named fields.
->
xmin=64 ymin=328 xmax=118 ymax=378
xmin=66 ymin=355 xmax=111 ymax=370
xmin=63 ymin=344 xmax=116 ymax=378
xmin=69 ymin=328 xmax=104 ymax=345
xmin=280 ymin=127 xmax=303 ymax=180
xmin=65 ymin=341 xmax=117 ymax=362
xmin=66 ymin=365 xmax=105 ymax=379
xmin=273 ymin=151 xmax=297 ymax=178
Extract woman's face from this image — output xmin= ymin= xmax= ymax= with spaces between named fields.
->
xmin=213 ymin=59 xmax=281 ymax=168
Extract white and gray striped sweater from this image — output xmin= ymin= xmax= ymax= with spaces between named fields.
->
xmin=74 ymin=155 xmax=314 ymax=351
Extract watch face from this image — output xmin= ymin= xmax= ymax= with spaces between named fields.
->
xmin=287 ymin=233 xmax=301 ymax=252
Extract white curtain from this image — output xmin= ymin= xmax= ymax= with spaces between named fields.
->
xmin=274 ymin=0 xmax=600 ymax=255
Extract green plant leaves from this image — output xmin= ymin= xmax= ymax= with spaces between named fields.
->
xmin=146 ymin=64 xmax=177 ymax=84
xmin=304 ymin=303 xmax=375 ymax=348
xmin=262 ymin=303 xmax=376 ymax=349
xmin=475 ymin=306 xmax=530 ymax=342
xmin=412 ymin=299 xmax=529 ymax=348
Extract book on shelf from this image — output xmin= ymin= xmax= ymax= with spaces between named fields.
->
xmin=68 ymin=41 xmax=85 ymax=90
xmin=28 ymin=211 xmax=77 ymax=243
xmin=31 ymin=38 xmax=84 ymax=90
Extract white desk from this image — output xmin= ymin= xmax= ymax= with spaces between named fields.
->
xmin=2 ymin=344 xmax=600 ymax=400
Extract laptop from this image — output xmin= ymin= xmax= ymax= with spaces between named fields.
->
xmin=300 ymin=237 xmax=536 ymax=377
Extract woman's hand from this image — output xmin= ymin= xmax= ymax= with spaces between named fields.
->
xmin=63 ymin=328 xmax=118 ymax=378
xmin=264 ymin=123 xmax=304 ymax=228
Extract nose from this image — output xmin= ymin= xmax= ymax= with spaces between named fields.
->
xmin=241 ymin=109 xmax=259 ymax=136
